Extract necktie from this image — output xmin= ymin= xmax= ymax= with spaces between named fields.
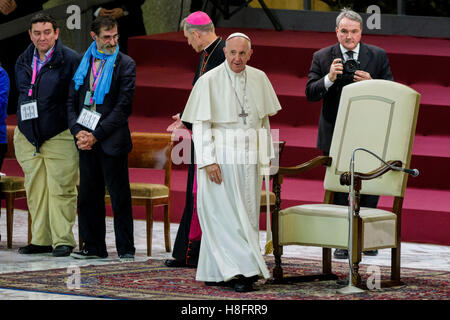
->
xmin=346 ymin=51 xmax=354 ymax=60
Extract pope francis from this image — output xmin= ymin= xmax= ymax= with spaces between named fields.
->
xmin=181 ymin=32 xmax=281 ymax=292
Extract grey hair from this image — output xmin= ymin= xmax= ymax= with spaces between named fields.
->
xmin=180 ymin=18 xmax=214 ymax=34
xmin=336 ymin=7 xmax=363 ymax=29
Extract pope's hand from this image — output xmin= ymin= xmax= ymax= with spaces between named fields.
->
xmin=166 ymin=113 xmax=186 ymax=132
xmin=205 ymin=163 xmax=222 ymax=185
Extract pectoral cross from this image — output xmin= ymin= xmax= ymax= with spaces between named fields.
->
xmin=239 ymin=108 xmax=248 ymax=125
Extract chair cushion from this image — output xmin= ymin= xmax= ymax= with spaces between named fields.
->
xmin=0 ymin=176 xmax=25 ymax=192
xmin=260 ymin=190 xmax=275 ymax=206
xmin=106 ymin=182 xmax=169 ymax=199
xmin=279 ymin=204 xmax=397 ymax=250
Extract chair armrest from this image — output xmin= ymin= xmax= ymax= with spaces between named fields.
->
xmin=340 ymin=160 xmax=402 ymax=185
xmin=278 ymin=156 xmax=332 ymax=177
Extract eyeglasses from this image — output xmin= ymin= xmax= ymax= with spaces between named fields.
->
xmin=99 ymin=34 xmax=120 ymax=42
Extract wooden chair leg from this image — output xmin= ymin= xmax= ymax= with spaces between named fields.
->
xmin=5 ymin=193 xmax=14 ymax=249
xmin=27 ymin=211 xmax=32 ymax=244
xmin=146 ymin=201 xmax=154 ymax=257
xmin=322 ymin=248 xmax=332 ymax=274
xmin=391 ymin=247 xmax=401 ymax=282
xmin=163 ymin=203 xmax=171 ymax=252
xmin=273 ymin=243 xmax=283 ymax=280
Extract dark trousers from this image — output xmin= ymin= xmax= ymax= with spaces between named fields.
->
xmin=78 ymin=145 xmax=135 ymax=256
xmin=172 ymin=142 xmax=196 ymax=261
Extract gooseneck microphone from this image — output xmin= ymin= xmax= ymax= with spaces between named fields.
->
xmin=351 ymin=148 xmax=419 ymax=177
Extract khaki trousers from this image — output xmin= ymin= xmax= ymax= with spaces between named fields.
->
xmin=14 ymin=127 xmax=78 ymax=248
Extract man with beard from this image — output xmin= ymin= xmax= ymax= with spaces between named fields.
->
xmin=67 ymin=16 xmax=136 ymax=261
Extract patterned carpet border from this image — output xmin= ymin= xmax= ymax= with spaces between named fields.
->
xmin=0 ymin=257 xmax=448 ymax=300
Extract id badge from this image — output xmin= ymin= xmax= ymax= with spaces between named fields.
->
xmin=84 ymin=91 xmax=93 ymax=106
xmin=20 ymin=100 xmax=38 ymax=121
xmin=76 ymin=107 xmax=101 ymax=131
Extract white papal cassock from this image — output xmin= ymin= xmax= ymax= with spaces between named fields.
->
xmin=182 ymin=61 xmax=281 ymax=282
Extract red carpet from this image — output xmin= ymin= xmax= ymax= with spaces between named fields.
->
xmin=4 ymin=29 xmax=450 ymax=245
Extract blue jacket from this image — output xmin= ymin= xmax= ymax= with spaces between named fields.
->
xmin=15 ymin=39 xmax=80 ymax=151
xmin=0 ymin=66 xmax=8 ymax=144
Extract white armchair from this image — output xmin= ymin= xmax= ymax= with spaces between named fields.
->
xmin=272 ymin=80 xmax=421 ymax=288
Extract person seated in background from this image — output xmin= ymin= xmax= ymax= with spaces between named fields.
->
xmin=94 ymin=0 xmax=146 ymax=54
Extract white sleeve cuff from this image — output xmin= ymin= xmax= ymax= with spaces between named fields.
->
xmin=324 ymin=74 xmax=334 ymax=90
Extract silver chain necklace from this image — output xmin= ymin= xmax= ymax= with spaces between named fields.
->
xmin=224 ymin=64 xmax=248 ymax=125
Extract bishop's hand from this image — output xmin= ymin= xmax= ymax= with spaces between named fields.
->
xmin=166 ymin=113 xmax=186 ymax=132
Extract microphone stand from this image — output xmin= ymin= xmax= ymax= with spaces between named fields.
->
xmin=337 ymin=148 xmax=364 ymax=294
xmin=336 ymin=147 xmax=418 ymax=294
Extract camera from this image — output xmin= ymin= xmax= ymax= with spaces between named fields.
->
xmin=337 ymin=58 xmax=360 ymax=83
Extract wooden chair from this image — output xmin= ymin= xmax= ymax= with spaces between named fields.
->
xmin=272 ymin=80 xmax=421 ymax=289
xmin=0 ymin=125 xmax=31 ymax=248
xmin=105 ymin=132 xmax=174 ymax=257
xmin=260 ymin=141 xmax=285 ymax=211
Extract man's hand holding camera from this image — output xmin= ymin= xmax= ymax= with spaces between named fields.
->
xmin=328 ymin=58 xmax=371 ymax=83
xmin=328 ymin=58 xmax=344 ymax=82
xmin=353 ymin=70 xmax=372 ymax=81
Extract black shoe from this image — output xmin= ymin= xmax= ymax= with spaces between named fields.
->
xmin=119 ymin=253 xmax=135 ymax=262
xmin=333 ymin=249 xmax=349 ymax=259
xmin=52 ymin=245 xmax=74 ymax=257
xmin=363 ymin=250 xmax=379 ymax=256
xmin=205 ymin=281 xmax=226 ymax=287
xmin=71 ymin=249 xmax=108 ymax=259
xmin=164 ymin=258 xmax=187 ymax=268
xmin=18 ymin=244 xmax=53 ymax=254
xmin=234 ymin=280 xmax=254 ymax=292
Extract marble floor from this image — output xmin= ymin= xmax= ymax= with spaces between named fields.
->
xmin=0 ymin=209 xmax=449 ymax=300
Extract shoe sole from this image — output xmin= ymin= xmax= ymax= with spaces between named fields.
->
xmin=70 ymin=253 xmax=107 ymax=260
xmin=52 ymin=252 xmax=72 ymax=257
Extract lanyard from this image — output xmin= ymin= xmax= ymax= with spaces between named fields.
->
xmin=28 ymin=47 xmax=55 ymax=97
xmin=90 ymin=58 xmax=106 ymax=104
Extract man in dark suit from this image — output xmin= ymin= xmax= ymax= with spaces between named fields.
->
xmin=305 ymin=8 xmax=393 ymax=259
xmin=165 ymin=11 xmax=225 ymax=268
xmin=94 ymin=0 xmax=146 ymax=54
xmin=67 ymin=16 xmax=136 ymax=261
xmin=0 ymin=0 xmax=47 ymax=114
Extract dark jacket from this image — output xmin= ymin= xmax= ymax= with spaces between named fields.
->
xmin=15 ymin=39 xmax=80 ymax=151
xmin=67 ymin=52 xmax=136 ymax=156
xmin=305 ymin=42 xmax=393 ymax=153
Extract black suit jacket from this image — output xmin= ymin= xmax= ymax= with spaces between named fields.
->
xmin=67 ymin=52 xmax=136 ymax=156
xmin=305 ymin=42 xmax=393 ymax=153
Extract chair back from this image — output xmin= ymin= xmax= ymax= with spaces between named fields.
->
xmin=128 ymin=132 xmax=174 ymax=187
xmin=324 ymin=80 xmax=420 ymax=197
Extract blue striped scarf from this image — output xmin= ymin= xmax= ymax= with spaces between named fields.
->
xmin=73 ymin=41 xmax=119 ymax=105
